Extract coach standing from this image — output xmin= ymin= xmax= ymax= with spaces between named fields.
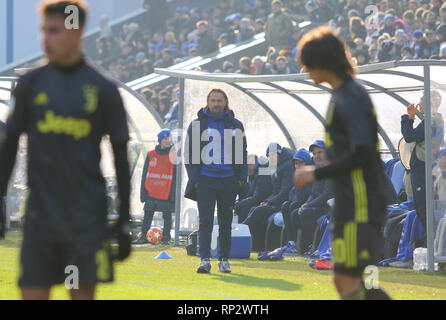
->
xmin=185 ymin=88 xmax=248 ymax=274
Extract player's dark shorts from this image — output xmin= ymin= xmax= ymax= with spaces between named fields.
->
xmin=331 ymin=222 xmax=381 ymax=278
xmin=19 ymin=233 xmax=114 ymax=288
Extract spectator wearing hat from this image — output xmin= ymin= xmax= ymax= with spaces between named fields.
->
xmin=349 ymin=16 xmax=367 ymax=41
xmin=378 ymin=41 xmax=396 ymax=62
xmin=234 ymin=155 xmax=273 ymax=223
xmin=135 ymin=129 xmax=176 ymax=245
xmin=196 ymin=20 xmax=219 ymax=56
xmin=403 ymin=10 xmax=416 ymax=32
xmin=254 ymin=18 xmax=265 ymax=33
xmin=424 ymin=10 xmax=439 ymax=31
xmin=394 ymin=29 xmax=411 ymax=60
xmin=274 ymin=55 xmax=292 ymax=74
xmin=412 ymin=29 xmax=425 ymax=58
xmin=243 ymin=142 xmax=294 ymax=252
xmin=237 ymin=18 xmax=255 ymax=43
xmin=265 ymin=0 xmax=294 ymax=53
xmin=380 ymin=14 xmax=395 ymax=36
xmin=281 ymin=149 xmax=313 ymax=249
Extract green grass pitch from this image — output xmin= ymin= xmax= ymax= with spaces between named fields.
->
xmin=1 ymin=231 xmax=445 ymax=300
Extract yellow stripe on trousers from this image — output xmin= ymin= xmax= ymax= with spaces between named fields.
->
xmin=344 ymin=222 xmax=358 ymax=268
xmin=351 ymin=168 xmax=368 ymax=223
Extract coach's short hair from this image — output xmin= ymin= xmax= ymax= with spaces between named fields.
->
xmin=39 ymin=0 xmax=88 ymax=28
xmin=298 ymin=26 xmax=355 ymax=80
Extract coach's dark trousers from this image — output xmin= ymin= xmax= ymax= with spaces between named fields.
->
xmin=197 ymin=175 xmax=239 ymax=260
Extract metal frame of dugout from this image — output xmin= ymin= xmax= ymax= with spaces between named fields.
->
xmin=155 ymin=60 xmax=446 ymax=272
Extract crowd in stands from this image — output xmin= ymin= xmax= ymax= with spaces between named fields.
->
xmin=86 ymin=0 xmax=446 ymax=125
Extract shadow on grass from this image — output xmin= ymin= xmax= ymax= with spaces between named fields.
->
xmin=209 ymin=272 xmax=302 ymax=292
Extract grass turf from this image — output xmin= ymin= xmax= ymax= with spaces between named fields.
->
xmin=1 ymin=230 xmax=445 ymax=300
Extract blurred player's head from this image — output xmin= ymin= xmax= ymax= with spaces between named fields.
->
xmin=298 ymin=26 xmax=355 ymax=86
xmin=38 ymin=0 xmax=88 ymax=65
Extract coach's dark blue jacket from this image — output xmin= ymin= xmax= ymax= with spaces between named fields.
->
xmin=184 ymin=107 xmax=248 ymax=201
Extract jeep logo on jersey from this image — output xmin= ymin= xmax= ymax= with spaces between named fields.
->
xmin=84 ymin=85 xmax=99 ymax=114
xmin=34 ymin=92 xmax=49 ymax=106
xmin=37 ymin=110 xmax=91 ymax=140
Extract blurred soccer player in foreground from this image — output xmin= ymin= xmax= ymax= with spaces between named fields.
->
xmin=0 ymin=0 xmax=131 ymax=300
xmin=294 ymin=26 xmax=391 ymax=300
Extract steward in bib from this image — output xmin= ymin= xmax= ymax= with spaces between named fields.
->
xmin=135 ymin=129 xmax=176 ymax=244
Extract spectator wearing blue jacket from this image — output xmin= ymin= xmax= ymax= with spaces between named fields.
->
xmin=281 ymin=149 xmax=313 ymax=247
xmin=291 ymin=140 xmax=332 ymax=255
xmin=185 ymin=88 xmax=248 ymax=274
xmin=243 ymin=142 xmax=294 ymax=252
xmin=234 ymin=155 xmax=273 ymax=223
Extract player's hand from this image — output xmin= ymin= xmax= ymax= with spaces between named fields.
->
xmin=110 ymin=222 xmax=132 ymax=261
xmin=407 ymin=103 xmax=417 ymax=120
xmin=294 ymin=166 xmax=316 ymax=189
xmin=0 ymin=197 xmax=5 ymax=240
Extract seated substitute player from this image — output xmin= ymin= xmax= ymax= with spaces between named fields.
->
xmin=0 ymin=0 xmax=132 ymax=300
xmin=294 ymin=26 xmax=391 ymax=300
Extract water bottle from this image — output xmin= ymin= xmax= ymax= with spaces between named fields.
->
xmin=413 ymin=248 xmax=425 ymax=271
xmin=413 ymin=248 xmax=441 ymax=271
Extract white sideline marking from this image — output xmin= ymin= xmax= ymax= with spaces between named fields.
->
xmin=117 ymin=281 xmax=248 ymax=300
